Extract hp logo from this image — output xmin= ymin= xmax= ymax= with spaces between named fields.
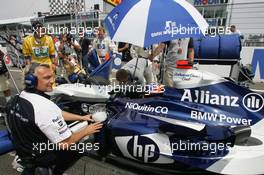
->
xmin=243 ymin=93 xmax=264 ymax=112
xmin=127 ymin=135 xmax=159 ymax=163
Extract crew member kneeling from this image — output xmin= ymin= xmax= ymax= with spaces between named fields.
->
xmin=6 ymin=64 xmax=102 ymax=175
xmin=116 ymin=46 xmax=154 ymax=85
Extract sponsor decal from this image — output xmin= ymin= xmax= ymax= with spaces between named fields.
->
xmin=115 ymin=134 xmax=173 ymax=164
xmin=58 ymin=127 xmax=68 ymax=135
xmin=107 ymin=16 xmax=116 ymax=31
xmin=181 ymin=89 xmax=264 ymax=112
xmin=113 ymin=56 xmax=122 ymax=66
xmin=174 ymin=72 xmax=200 ymax=81
xmin=191 ymin=110 xmax=252 ymax=126
xmin=52 ymin=116 xmax=60 ymax=123
xmin=127 ymin=135 xmax=159 ymax=163
xmin=151 ymin=21 xmax=179 ymax=38
xmin=243 ymin=93 xmax=264 ymax=112
xmin=151 ymin=21 xmax=173 ymax=38
xmin=32 ymin=46 xmax=49 ymax=58
xmin=194 ymin=0 xmax=220 ymax=6
xmin=181 ymin=89 xmax=239 ymax=107
xmin=10 ymin=107 xmax=29 ymax=123
xmin=164 ymin=21 xmax=176 ymax=35
xmin=125 ymin=102 xmax=168 ymax=114
xmin=58 ymin=120 xmax=64 ymax=127
xmin=52 ymin=116 xmax=67 ymax=131
xmin=151 ymin=21 xmax=202 ymax=38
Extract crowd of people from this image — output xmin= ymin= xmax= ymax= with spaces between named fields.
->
xmin=1 ymin=22 xmax=243 ymax=88
xmin=3 ymin=21 xmax=194 ymax=87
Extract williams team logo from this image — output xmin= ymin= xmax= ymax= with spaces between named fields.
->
xmin=243 ymin=93 xmax=264 ymax=112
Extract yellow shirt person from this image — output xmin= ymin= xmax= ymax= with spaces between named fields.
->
xmin=23 ymin=35 xmax=55 ymax=65
xmin=22 ymin=21 xmax=57 ymax=87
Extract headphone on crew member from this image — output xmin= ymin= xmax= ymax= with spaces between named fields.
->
xmin=24 ymin=72 xmax=38 ymax=89
xmin=24 ymin=63 xmax=43 ymax=89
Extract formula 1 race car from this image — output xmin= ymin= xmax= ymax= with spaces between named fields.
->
xmin=50 ymin=65 xmax=264 ymax=175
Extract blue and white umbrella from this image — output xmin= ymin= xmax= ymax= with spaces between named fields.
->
xmin=105 ymin=0 xmax=209 ymax=47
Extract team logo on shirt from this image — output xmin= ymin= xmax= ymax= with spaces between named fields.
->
xmin=32 ymin=46 xmax=49 ymax=58
xmin=58 ymin=120 xmax=64 ymax=127
xmin=52 ymin=116 xmax=65 ymax=128
xmin=97 ymin=43 xmax=106 ymax=49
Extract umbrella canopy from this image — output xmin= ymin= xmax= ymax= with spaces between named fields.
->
xmin=105 ymin=0 xmax=209 ymax=47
